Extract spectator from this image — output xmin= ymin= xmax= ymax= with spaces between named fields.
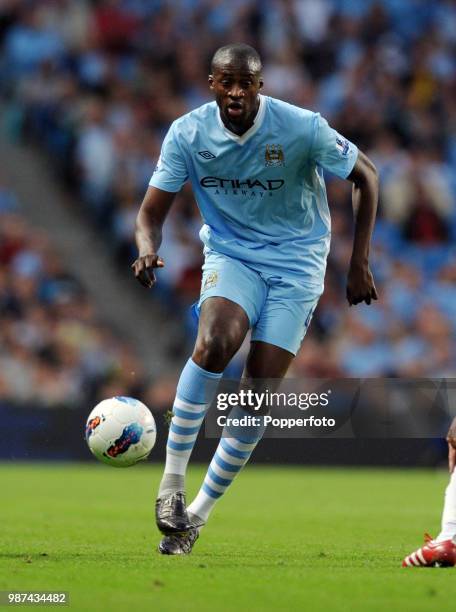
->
xmin=0 ymin=0 xmax=454 ymax=381
xmin=0 ymin=204 xmax=149 ymax=408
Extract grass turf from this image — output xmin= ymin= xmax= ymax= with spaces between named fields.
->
xmin=1 ymin=463 xmax=455 ymax=611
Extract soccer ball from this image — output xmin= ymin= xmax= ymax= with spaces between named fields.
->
xmin=85 ymin=396 xmax=156 ymax=467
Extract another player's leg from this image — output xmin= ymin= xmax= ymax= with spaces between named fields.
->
xmin=184 ymin=342 xmax=294 ymax=533
xmin=156 ymin=297 xmax=249 ymax=536
xmin=403 ymin=468 xmax=456 ymax=567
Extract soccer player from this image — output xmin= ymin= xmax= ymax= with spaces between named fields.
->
xmin=402 ymin=419 xmax=456 ymax=567
xmin=132 ymin=43 xmax=379 ymax=555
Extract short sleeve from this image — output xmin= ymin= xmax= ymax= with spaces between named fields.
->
xmin=149 ymin=122 xmax=188 ymax=192
xmin=310 ymin=113 xmax=358 ymax=179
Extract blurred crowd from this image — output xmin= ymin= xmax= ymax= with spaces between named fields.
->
xmin=0 ymin=0 xmax=455 ymax=394
xmin=0 ymin=187 xmax=149 ymax=408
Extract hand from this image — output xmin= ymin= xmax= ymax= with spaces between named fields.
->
xmin=346 ymin=261 xmax=378 ymax=306
xmin=131 ymin=253 xmax=164 ymax=288
xmin=447 ymin=417 xmax=456 ymax=473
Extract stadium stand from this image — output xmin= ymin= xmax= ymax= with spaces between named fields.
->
xmin=0 ymin=0 xmax=454 ymax=388
xmin=0 ymin=186 xmax=149 ymax=408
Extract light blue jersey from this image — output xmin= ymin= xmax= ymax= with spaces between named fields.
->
xmin=149 ymin=94 xmax=358 ymax=290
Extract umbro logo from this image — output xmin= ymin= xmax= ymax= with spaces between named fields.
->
xmin=198 ymin=150 xmax=216 ymax=160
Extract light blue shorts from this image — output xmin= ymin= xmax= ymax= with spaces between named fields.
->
xmin=195 ymin=249 xmax=323 ymax=355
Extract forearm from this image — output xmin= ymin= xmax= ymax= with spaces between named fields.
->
xmin=135 ymin=208 xmax=163 ymax=256
xmin=134 ymin=186 xmax=175 ymax=257
xmin=350 ymin=172 xmax=378 ymax=267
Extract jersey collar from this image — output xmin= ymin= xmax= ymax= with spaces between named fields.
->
xmin=217 ymin=94 xmax=266 ymax=146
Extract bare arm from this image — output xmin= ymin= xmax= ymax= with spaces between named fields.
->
xmin=345 ymin=150 xmax=379 ymax=306
xmin=132 ymin=186 xmax=176 ymax=288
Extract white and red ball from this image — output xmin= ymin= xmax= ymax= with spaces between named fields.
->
xmin=85 ymin=397 xmax=156 ymax=467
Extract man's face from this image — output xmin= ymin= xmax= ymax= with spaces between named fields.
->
xmin=209 ymin=62 xmax=263 ymax=129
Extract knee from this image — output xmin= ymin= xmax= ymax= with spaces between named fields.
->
xmin=193 ymin=329 xmax=241 ymax=372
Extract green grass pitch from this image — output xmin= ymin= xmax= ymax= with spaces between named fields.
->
xmin=2 ymin=463 xmax=456 ymax=611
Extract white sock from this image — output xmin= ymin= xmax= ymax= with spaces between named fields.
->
xmin=163 ymin=397 xmax=207 ymax=476
xmin=187 ymin=436 xmax=259 ymax=524
xmin=436 ymin=470 xmax=456 ymax=542
xmin=158 ymin=358 xmax=222 ymax=497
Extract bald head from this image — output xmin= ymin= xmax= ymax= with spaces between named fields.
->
xmin=211 ymin=43 xmax=262 ymax=75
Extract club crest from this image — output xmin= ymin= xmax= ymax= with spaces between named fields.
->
xmin=203 ymin=271 xmax=218 ymax=291
xmin=264 ymin=144 xmax=284 ymax=167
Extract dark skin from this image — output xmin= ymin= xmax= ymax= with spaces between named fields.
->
xmin=133 ymin=58 xmax=379 ymax=381
xmin=447 ymin=418 xmax=456 ymax=473
xmin=208 ymin=60 xmax=263 ymax=136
